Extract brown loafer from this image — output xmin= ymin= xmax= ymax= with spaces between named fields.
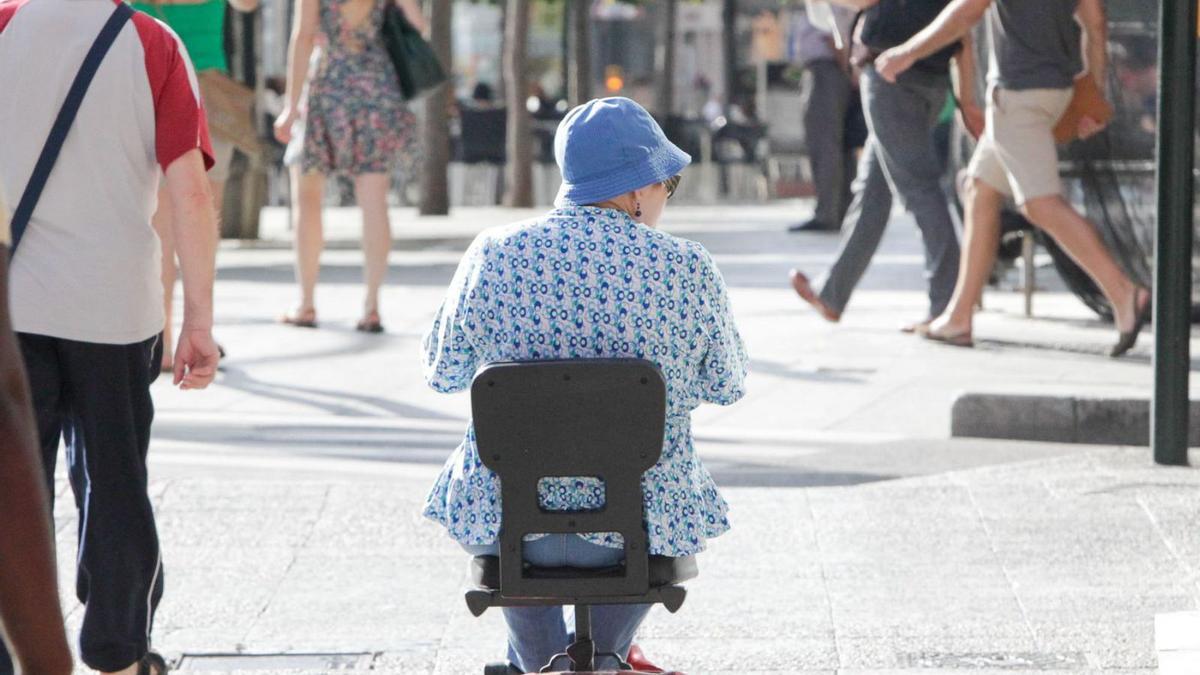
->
xmin=789 ymin=269 xmax=841 ymax=323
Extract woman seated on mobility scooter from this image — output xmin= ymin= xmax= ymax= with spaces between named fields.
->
xmin=421 ymin=97 xmax=749 ymax=673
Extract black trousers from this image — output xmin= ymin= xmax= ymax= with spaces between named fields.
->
xmin=0 ymin=334 xmax=162 ymax=674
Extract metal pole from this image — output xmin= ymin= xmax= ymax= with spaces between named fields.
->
xmin=1152 ymin=0 xmax=1196 ymax=466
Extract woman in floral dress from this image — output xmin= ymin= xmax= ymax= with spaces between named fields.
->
xmin=274 ymin=0 xmax=424 ymax=332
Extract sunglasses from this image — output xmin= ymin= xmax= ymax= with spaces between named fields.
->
xmin=663 ymin=174 xmax=682 ymax=199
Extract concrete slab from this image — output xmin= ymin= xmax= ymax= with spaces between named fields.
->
xmin=951 ymin=392 xmax=1200 ymax=446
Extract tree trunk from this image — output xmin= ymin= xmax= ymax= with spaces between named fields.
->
xmin=503 ymin=0 xmax=533 ymax=207
xmin=566 ymin=0 xmax=591 ymax=106
xmin=654 ymin=0 xmax=677 ymax=118
xmin=722 ymin=0 xmax=737 ymax=116
xmin=419 ymin=0 xmax=452 ymax=215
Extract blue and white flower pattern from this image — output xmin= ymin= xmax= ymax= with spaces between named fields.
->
xmin=422 ymin=206 xmax=748 ymax=557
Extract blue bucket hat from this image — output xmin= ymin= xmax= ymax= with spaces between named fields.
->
xmin=553 ymin=97 xmax=691 ymax=208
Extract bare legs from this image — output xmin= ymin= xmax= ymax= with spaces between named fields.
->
xmin=285 ymin=169 xmax=391 ymax=329
xmin=152 ymin=179 xmax=224 ymax=370
xmin=1022 ymin=195 xmax=1143 ymax=333
xmin=288 ymin=166 xmax=326 ymax=323
xmin=354 ymin=172 xmax=393 ymax=325
xmin=929 ymin=178 xmax=1005 ymax=336
xmin=930 ymin=179 xmax=1148 ymax=341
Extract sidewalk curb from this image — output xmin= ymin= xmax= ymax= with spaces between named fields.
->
xmin=951 ymin=392 xmax=1200 ymax=446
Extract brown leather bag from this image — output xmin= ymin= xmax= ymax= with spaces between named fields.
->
xmin=1053 ymin=75 xmax=1114 ymax=144
xmin=197 ymin=70 xmax=261 ymax=159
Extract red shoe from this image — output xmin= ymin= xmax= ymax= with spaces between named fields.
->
xmin=626 ymin=645 xmax=665 ymax=673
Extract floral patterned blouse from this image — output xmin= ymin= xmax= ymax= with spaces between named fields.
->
xmin=422 ymin=206 xmax=748 ymax=557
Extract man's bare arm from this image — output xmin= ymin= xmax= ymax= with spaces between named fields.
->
xmin=875 ymin=0 xmax=992 ymax=82
xmin=1077 ymin=0 xmax=1108 ymax=90
xmin=0 ymin=255 xmax=73 ymax=675
xmin=164 ymin=149 xmax=220 ymax=390
xmin=951 ymin=33 xmax=986 ymax=139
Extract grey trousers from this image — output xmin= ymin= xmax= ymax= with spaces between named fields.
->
xmin=802 ymin=59 xmax=856 ymax=227
xmin=816 ymin=66 xmax=961 ymax=318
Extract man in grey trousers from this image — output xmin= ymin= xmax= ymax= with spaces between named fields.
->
xmin=790 ymin=0 xmax=984 ymax=330
xmin=789 ymin=5 xmax=857 ymax=233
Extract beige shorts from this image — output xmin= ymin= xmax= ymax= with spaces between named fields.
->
xmin=967 ymin=85 xmax=1073 ymax=206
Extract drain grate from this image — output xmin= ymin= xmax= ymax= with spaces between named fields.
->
xmin=901 ymin=651 xmax=1088 ymax=669
xmin=177 ymin=652 xmax=374 ymax=671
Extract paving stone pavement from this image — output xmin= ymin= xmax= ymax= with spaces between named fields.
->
xmin=39 ymin=204 xmax=1200 ymax=674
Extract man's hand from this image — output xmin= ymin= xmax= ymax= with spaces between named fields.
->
xmin=1077 ymin=115 xmax=1108 ymax=140
xmin=958 ymin=102 xmax=986 ymax=139
xmin=173 ymin=326 xmax=219 ymax=390
xmin=875 ymin=46 xmax=917 ymax=83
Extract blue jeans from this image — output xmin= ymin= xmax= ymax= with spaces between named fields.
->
xmin=463 ymin=535 xmax=652 ymax=672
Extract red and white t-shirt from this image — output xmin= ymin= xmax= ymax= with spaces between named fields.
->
xmin=0 ymin=0 xmax=213 ymax=344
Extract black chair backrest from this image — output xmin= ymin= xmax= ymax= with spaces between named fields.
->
xmin=458 ymin=106 xmax=508 ymax=163
xmin=471 ymin=359 xmax=667 ymax=599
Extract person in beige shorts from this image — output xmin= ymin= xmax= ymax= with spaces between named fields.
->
xmin=875 ymin=0 xmax=1151 ymax=357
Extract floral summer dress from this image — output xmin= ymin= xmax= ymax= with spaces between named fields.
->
xmin=302 ymin=0 xmax=414 ymax=175
xmin=422 ymin=206 xmax=750 ymax=558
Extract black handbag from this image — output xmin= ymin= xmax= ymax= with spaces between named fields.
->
xmin=381 ymin=3 xmax=447 ymax=101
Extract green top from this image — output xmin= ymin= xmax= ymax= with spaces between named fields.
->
xmin=937 ymin=91 xmax=957 ymax=125
xmin=129 ymin=0 xmax=228 ymax=73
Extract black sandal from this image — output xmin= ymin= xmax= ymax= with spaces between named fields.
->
xmin=137 ymin=651 xmax=169 ymax=675
xmin=356 ymin=312 xmax=384 ymax=334
xmin=1111 ymin=286 xmax=1152 ymax=358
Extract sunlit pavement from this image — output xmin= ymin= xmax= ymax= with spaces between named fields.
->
xmin=48 ymin=204 xmax=1198 ymax=673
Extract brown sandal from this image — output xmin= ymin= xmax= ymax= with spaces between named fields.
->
xmin=916 ymin=323 xmax=974 ymax=348
xmin=279 ymin=309 xmax=318 ymax=329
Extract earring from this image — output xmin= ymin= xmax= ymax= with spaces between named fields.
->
xmin=634 ymin=202 xmax=642 ymax=218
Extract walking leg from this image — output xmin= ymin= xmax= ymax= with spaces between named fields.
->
xmin=1022 ymin=195 xmax=1142 ymax=332
xmin=290 ymin=168 xmax=325 ymax=320
xmin=60 ymin=338 xmax=161 ymax=673
xmin=932 ymin=178 xmax=1006 ymax=334
xmin=353 ymin=173 xmax=392 ymax=326
xmin=811 ymin=134 xmax=893 ymax=316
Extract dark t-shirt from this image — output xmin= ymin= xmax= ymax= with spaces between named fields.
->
xmin=859 ymin=0 xmax=961 ymax=75
xmin=987 ymin=0 xmax=1083 ymax=90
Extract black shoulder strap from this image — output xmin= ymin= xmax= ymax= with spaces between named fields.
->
xmin=9 ymin=3 xmax=134 ymax=255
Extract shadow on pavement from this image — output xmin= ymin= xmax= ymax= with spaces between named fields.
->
xmin=217 ymin=366 xmax=461 ymax=419
xmin=217 ymin=262 xmax=460 ymax=287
